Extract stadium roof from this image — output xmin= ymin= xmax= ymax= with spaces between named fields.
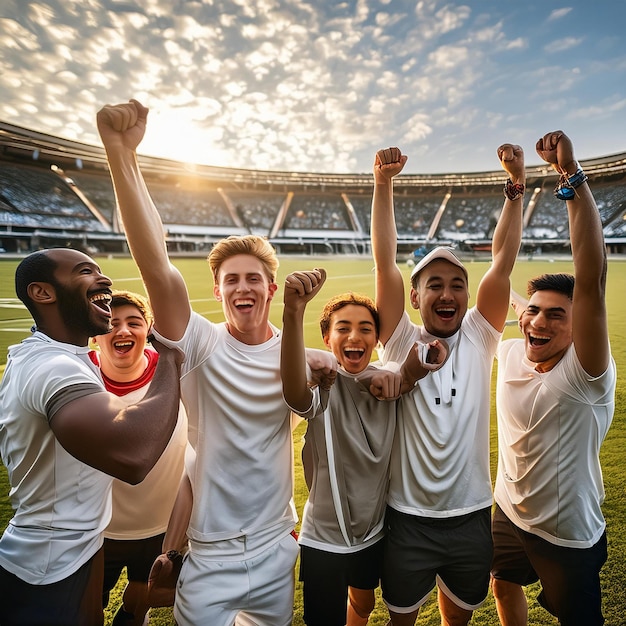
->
xmin=2 ymin=120 xmax=626 ymax=192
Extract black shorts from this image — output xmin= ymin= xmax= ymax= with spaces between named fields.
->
xmin=102 ymin=533 xmax=165 ymax=606
xmin=491 ymin=504 xmax=607 ymax=625
xmin=381 ymin=505 xmax=492 ymax=612
xmin=0 ymin=547 xmax=104 ymax=626
xmin=299 ymin=541 xmax=383 ymax=626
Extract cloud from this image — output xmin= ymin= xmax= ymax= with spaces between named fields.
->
xmin=0 ymin=0 xmax=624 ymax=174
xmin=544 ymin=37 xmax=584 ymax=54
xmin=547 ymin=7 xmax=573 ymax=21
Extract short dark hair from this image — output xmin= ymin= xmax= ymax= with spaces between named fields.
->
xmin=319 ymin=292 xmax=380 ymax=338
xmin=527 ymin=273 xmax=575 ymax=300
xmin=15 ymin=250 xmax=59 ymax=317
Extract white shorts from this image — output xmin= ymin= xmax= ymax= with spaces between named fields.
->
xmin=174 ymin=532 xmax=299 ymax=626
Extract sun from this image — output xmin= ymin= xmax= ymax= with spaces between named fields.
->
xmin=138 ymin=108 xmax=225 ymax=168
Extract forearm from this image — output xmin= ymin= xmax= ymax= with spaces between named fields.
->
xmin=371 ymin=179 xmax=398 ymax=271
xmin=116 ymin=352 xmax=182 ymax=481
xmin=371 ymin=178 xmax=405 ymax=342
xmin=104 ymin=145 xmax=170 ymax=279
xmin=162 ymin=473 xmax=192 ymax=553
xmin=567 ymin=182 xmax=607 ymax=289
xmin=281 ymin=307 xmax=312 ymax=412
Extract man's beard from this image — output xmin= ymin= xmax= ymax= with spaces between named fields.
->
xmin=56 ymin=288 xmax=111 ymax=338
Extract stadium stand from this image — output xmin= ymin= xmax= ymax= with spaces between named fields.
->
xmin=1 ymin=120 xmax=626 ymax=256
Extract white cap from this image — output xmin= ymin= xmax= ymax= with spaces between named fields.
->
xmin=410 ymin=246 xmax=468 ymax=282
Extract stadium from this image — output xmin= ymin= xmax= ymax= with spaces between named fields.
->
xmin=1 ymin=120 xmax=626 ymax=258
xmin=1 ymin=122 xmax=626 ymax=625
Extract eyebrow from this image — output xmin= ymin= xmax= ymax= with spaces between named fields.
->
xmin=223 ymin=271 xmax=263 ymax=279
xmin=526 ymin=305 xmax=567 ymax=314
xmin=73 ymin=261 xmax=100 ymax=273
xmin=333 ymin=319 xmax=375 ymax=326
xmin=111 ymin=313 xmax=145 ymax=322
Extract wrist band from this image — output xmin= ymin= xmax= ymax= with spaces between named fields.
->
xmin=503 ymin=178 xmax=525 ymax=201
xmin=166 ymin=549 xmax=183 ymax=562
xmin=554 ymin=168 xmax=588 ymax=200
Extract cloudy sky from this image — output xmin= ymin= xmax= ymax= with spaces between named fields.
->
xmin=1 ymin=0 xmax=625 ymax=175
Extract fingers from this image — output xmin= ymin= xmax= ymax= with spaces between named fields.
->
xmin=375 ymin=147 xmax=408 ymax=175
xmin=497 ymin=143 xmax=523 ymax=162
xmin=284 ymin=269 xmax=326 ymax=296
xmin=377 ymin=146 xmax=403 ymax=165
xmin=97 ymin=100 xmax=147 ymax=132
xmin=370 ymin=372 xmax=402 ymax=400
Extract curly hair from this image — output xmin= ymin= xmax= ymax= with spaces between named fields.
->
xmin=319 ymin=292 xmax=379 ymax=338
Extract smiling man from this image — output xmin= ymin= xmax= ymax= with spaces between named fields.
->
xmin=90 ymin=290 xmax=187 ymax=626
xmin=370 ymin=144 xmax=524 ymax=626
xmin=491 ymin=131 xmax=616 ymax=626
xmin=0 ymin=249 xmax=182 ymax=626
xmin=280 ymin=268 xmax=447 ymax=626
xmin=97 ymin=100 xmax=301 ymax=626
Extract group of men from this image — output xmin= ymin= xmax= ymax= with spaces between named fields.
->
xmin=0 ymin=96 xmax=615 ymax=626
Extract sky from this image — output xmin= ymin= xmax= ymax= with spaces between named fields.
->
xmin=1 ymin=0 xmax=625 ymax=175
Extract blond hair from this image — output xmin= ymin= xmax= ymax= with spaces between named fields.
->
xmin=207 ymin=235 xmax=279 ymax=283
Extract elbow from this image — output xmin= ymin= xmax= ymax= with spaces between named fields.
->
xmin=112 ymin=452 xmax=157 ymax=485
xmin=116 ymin=464 xmax=150 ymax=485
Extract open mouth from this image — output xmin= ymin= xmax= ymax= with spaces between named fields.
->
xmin=343 ymin=347 xmax=365 ymax=364
xmin=89 ymin=292 xmax=112 ymax=315
xmin=113 ymin=340 xmax=134 ymax=354
xmin=234 ymin=298 xmax=254 ymax=310
xmin=529 ymin=334 xmax=550 ymax=346
xmin=436 ymin=307 xmax=455 ymax=320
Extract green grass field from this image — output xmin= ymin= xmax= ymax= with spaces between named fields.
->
xmin=1 ymin=254 xmax=625 ymax=625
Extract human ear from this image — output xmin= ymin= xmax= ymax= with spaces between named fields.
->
xmin=27 ymin=282 xmax=56 ymax=305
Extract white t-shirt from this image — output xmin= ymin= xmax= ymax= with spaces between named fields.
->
xmin=495 ymin=340 xmax=615 ymax=548
xmin=378 ymin=308 xmax=500 ymax=518
xmin=0 ymin=333 xmax=112 ymax=584
xmin=152 ymin=313 xmax=296 ymax=552
xmin=293 ymin=368 xmax=396 ymax=554
xmin=103 ymin=381 xmax=188 ymax=540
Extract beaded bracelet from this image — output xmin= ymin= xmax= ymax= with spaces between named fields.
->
xmin=503 ymin=178 xmax=525 ymax=201
xmin=554 ymin=168 xmax=588 ymax=200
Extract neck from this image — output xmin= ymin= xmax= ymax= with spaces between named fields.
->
xmin=99 ymin=352 xmax=149 ymax=382
xmin=534 ymin=349 xmax=567 ymax=373
xmin=226 ymin=322 xmax=274 ymax=345
xmin=34 ymin=325 xmax=89 ymax=347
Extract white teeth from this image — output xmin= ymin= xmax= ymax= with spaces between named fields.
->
xmin=89 ymin=293 xmax=112 ymax=305
xmin=114 ymin=341 xmax=133 ymax=348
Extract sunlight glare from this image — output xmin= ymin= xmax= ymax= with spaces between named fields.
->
xmin=138 ymin=108 xmax=223 ymax=167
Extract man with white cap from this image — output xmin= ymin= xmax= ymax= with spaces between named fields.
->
xmin=371 ymin=145 xmax=525 ymax=625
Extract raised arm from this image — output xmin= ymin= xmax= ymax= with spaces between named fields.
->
xmin=475 ymin=143 xmax=524 ymax=331
xmin=97 ymin=100 xmax=190 ymax=340
xmin=281 ymin=269 xmax=327 ymax=412
xmin=536 ymin=131 xmax=609 ymax=376
xmin=50 ymin=339 xmax=183 ymax=484
xmin=371 ymin=147 xmax=409 ymax=345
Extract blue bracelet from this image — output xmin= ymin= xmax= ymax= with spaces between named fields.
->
xmin=554 ymin=168 xmax=588 ymax=200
